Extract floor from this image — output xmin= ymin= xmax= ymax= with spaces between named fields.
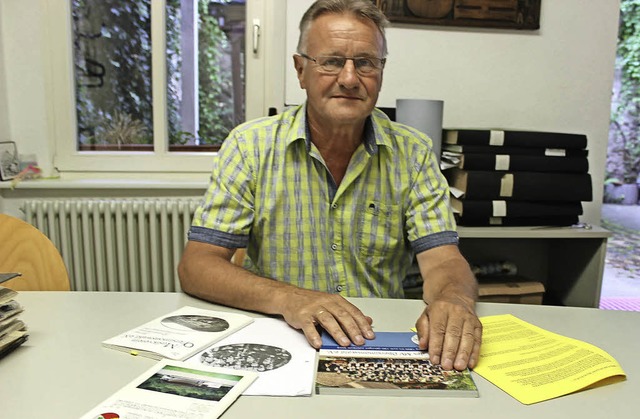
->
xmin=599 ymin=204 xmax=640 ymax=311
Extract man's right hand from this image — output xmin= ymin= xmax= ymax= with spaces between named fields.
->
xmin=278 ymin=288 xmax=375 ymax=349
xmin=179 ymin=241 xmax=375 ymax=349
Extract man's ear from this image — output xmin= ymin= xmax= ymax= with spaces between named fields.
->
xmin=293 ymin=55 xmax=306 ymax=89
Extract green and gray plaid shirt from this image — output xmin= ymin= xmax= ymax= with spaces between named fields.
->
xmin=190 ymin=104 xmax=457 ymax=298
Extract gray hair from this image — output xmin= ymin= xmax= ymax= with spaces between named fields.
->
xmin=297 ymin=0 xmax=389 ymax=57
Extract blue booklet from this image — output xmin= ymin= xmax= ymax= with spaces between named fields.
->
xmin=320 ymin=331 xmax=422 ymax=351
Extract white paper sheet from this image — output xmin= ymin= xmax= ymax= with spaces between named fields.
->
xmin=186 ymin=318 xmax=316 ymax=396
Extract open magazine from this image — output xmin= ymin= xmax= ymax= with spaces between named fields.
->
xmin=316 ymin=331 xmax=478 ymax=397
xmin=80 ymin=360 xmax=257 ymax=419
xmin=103 ymin=306 xmax=254 ymax=361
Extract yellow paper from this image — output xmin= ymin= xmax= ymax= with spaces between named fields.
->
xmin=474 ymin=314 xmax=626 ymax=405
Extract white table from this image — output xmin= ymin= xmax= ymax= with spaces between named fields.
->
xmin=1 ymin=292 xmax=638 ymax=419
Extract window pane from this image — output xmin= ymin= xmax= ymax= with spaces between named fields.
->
xmin=72 ymin=0 xmax=153 ymax=151
xmin=166 ymin=0 xmax=245 ymax=151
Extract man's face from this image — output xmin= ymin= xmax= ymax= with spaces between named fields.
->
xmin=294 ymin=13 xmax=384 ymax=128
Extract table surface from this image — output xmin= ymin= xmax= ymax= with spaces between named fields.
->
xmin=1 ymin=292 xmax=638 ymax=419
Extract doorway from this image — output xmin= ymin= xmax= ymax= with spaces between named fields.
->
xmin=601 ymin=0 xmax=640 ymax=311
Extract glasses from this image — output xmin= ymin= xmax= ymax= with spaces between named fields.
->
xmin=298 ymin=53 xmax=386 ymax=75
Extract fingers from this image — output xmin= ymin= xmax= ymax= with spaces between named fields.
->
xmin=314 ymin=303 xmax=375 ymax=347
xmin=284 ymin=292 xmax=375 ymax=350
xmin=417 ymin=302 xmax=482 ymax=371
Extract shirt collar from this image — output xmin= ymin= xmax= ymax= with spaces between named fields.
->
xmin=287 ymin=103 xmax=393 ymax=155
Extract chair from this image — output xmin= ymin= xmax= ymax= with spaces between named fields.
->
xmin=0 ymin=214 xmax=70 ymax=291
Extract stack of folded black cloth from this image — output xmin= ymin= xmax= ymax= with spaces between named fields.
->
xmin=441 ymin=129 xmax=591 ymax=226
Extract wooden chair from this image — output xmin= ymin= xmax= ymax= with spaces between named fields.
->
xmin=0 ymin=214 xmax=70 ymax=291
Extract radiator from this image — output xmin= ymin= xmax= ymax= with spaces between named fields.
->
xmin=22 ymin=198 xmax=202 ymax=292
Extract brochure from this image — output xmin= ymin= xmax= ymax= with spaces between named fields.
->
xmin=80 ymin=360 xmax=257 ymax=419
xmin=103 ymin=306 xmax=254 ymax=361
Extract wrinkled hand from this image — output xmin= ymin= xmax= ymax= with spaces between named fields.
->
xmin=280 ymin=288 xmax=374 ymax=349
xmin=415 ymin=296 xmax=482 ymax=371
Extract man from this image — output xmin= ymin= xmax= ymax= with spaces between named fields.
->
xmin=179 ymin=0 xmax=482 ymax=371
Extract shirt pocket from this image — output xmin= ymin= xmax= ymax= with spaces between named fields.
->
xmin=358 ymin=201 xmax=403 ymax=257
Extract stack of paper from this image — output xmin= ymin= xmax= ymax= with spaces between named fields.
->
xmin=0 ymin=275 xmax=29 ymax=359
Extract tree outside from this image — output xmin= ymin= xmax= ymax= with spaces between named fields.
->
xmin=606 ymin=0 xmax=640 ymax=204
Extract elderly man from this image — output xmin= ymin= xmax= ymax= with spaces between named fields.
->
xmin=179 ymin=0 xmax=482 ymax=371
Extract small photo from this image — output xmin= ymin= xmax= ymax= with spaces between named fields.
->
xmin=0 ymin=141 xmax=19 ymax=181
xmin=200 ymin=343 xmax=292 ymax=372
xmin=137 ymin=365 xmax=243 ymax=402
xmin=161 ymin=314 xmax=230 ymax=332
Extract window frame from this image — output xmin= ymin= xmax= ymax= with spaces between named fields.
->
xmin=44 ymin=0 xmax=285 ymax=174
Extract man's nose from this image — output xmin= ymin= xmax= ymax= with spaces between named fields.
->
xmin=337 ymin=59 xmax=360 ymax=89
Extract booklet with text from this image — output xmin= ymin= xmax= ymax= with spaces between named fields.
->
xmin=474 ymin=314 xmax=626 ymax=404
xmin=103 ymin=306 xmax=254 ymax=361
xmin=80 ymin=360 xmax=257 ymax=419
xmin=316 ymin=331 xmax=478 ymax=397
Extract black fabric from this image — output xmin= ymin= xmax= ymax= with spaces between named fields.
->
xmin=445 ymin=129 xmax=587 ymax=149
xmin=453 ymin=199 xmax=583 ymax=218
xmin=445 ymin=169 xmax=593 ymax=202
xmin=443 ymin=144 xmax=589 ymax=157
xmin=456 ymin=215 xmax=579 ymax=227
xmin=459 ymin=153 xmax=589 ymax=173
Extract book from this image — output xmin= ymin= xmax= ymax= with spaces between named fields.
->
xmin=0 ymin=285 xmax=28 ymax=359
xmin=0 ymin=330 xmax=28 ymax=360
xmin=315 ymin=331 xmax=478 ymax=397
xmin=451 ymin=198 xmax=583 ymax=218
xmin=444 ymin=129 xmax=588 ymax=149
xmin=443 ymin=144 xmax=589 ymax=157
xmin=474 ymin=314 xmax=626 ymax=405
xmin=80 ymin=360 xmax=257 ymax=419
xmin=0 ymin=273 xmax=21 ymax=284
xmin=102 ymin=306 xmax=254 ymax=361
xmin=0 ymin=285 xmax=18 ymax=304
xmin=187 ymin=317 xmax=317 ymax=396
xmin=453 ymin=153 xmax=589 ymax=173
xmin=445 ymin=169 xmax=592 ymax=202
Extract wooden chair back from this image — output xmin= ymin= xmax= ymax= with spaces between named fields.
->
xmin=0 ymin=214 xmax=70 ymax=291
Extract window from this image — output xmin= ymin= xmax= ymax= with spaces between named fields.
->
xmin=47 ymin=0 xmax=285 ymax=173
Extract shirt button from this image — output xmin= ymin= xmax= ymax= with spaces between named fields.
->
xmin=331 ymin=243 xmax=338 ymax=250
xmin=336 ymin=285 xmax=343 ymax=292
xmin=331 ymin=203 xmax=338 ymax=209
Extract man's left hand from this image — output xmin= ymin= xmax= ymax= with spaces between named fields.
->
xmin=415 ymin=295 xmax=482 ymax=371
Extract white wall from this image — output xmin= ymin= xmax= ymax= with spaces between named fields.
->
xmin=0 ymin=0 xmax=53 ymax=174
xmin=0 ymin=1 xmax=10 ymax=142
xmin=285 ymin=0 xmax=619 ymax=224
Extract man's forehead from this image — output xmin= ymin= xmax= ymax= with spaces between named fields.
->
xmin=306 ymin=13 xmax=384 ymax=52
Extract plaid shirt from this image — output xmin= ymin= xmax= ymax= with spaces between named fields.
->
xmin=189 ymin=104 xmax=457 ymax=298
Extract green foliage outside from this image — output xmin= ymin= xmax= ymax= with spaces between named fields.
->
xmin=73 ymin=0 xmax=154 ymax=146
xmin=74 ymin=0 xmax=237 ymax=148
xmin=196 ymin=0 xmax=236 ymax=146
xmin=166 ymin=0 xmax=236 ymax=147
xmin=611 ymin=0 xmax=640 ymax=183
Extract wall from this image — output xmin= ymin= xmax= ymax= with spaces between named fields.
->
xmin=0 ymin=0 xmax=53 ymax=176
xmin=0 ymin=1 xmax=10 ymax=142
xmin=285 ymin=0 xmax=620 ymax=224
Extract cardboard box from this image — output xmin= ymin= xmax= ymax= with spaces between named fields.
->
xmin=478 ymin=278 xmax=545 ymax=304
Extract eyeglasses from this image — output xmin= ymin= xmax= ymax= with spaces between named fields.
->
xmin=298 ymin=53 xmax=386 ymax=76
